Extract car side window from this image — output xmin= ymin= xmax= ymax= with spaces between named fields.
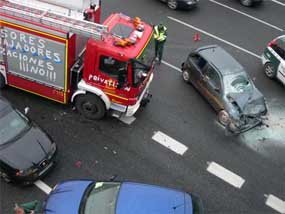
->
xmin=190 ymin=54 xmax=207 ymax=71
xmin=99 ymin=56 xmax=127 ymax=79
xmin=204 ymin=65 xmax=221 ymax=91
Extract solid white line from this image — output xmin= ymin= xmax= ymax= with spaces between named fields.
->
xmin=34 ymin=180 xmax=52 ymax=194
xmin=207 ymin=162 xmax=245 ymax=188
xmin=265 ymin=194 xmax=285 ymax=214
xmin=162 ymin=60 xmax=182 ymax=72
xmin=152 ymin=131 xmax=188 ymax=155
xmin=271 ymin=0 xmax=285 ymax=6
xmin=210 ymin=0 xmax=283 ymax=32
xmin=167 ymin=16 xmax=262 ymax=59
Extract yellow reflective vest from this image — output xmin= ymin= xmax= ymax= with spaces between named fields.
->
xmin=154 ymin=25 xmax=167 ymax=42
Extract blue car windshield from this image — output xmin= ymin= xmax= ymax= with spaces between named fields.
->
xmin=0 ymin=108 xmax=30 ymax=145
xmin=83 ymin=182 xmax=121 ymax=214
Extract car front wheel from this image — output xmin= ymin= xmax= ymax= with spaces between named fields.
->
xmin=167 ymin=0 xmax=178 ymax=10
xmin=218 ymin=110 xmax=230 ymax=126
xmin=264 ymin=62 xmax=277 ymax=79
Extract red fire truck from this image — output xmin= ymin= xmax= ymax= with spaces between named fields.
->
xmin=0 ymin=0 xmax=155 ymax=120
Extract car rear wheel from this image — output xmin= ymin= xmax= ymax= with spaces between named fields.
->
xmin=240 ymin=0 xmax=253 ymax=6
xmin=167 ymin=0 xmax=178 ymax=10
xmin=75 ymin=94 xmax=106 ymax=120
xmin=264 ymin=62 xmax=277 ymax=79
xmin=218 ymin=110 xmax=230 ymax=126
xmin=182 ymin=70 xmax=190 ymax=82
xmin=0 ymin=73 xmax=5 ymax=89
xmin=0 ymin=170 xmax=11 ymax=183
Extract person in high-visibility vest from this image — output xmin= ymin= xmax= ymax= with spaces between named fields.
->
xmin=154 ymin=23 xmax=167 ymax=64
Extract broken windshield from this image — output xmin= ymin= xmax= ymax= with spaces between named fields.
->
xmin=224 ymin=73 xmax=253 ymax=94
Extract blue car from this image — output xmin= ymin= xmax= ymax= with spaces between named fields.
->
xmin=44 ymin=180 xmax=203 ymax=214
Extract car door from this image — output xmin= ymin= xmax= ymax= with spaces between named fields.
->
xmin=277 ymin=61 xmax=285 ymax=84
xmin=188 ymin=54 xmax=207 ymax=90
xmin=201 ymin=64 xmax=224 ymax=111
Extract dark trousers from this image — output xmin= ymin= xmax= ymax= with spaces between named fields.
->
xmin=155 ymin=40 xmax=165 ymax=62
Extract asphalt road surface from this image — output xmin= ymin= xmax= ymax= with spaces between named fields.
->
xmin=1 ymin=0 xmax=285 ymax=213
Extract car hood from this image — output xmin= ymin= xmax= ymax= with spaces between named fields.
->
xmin=228 ymin=88 xmax=266 ymax=116
xmin=116 ymin=182 xmax=193 ymax=214
xmin=0 ymin=124 xmax=53 ymax=169
xmin=44 ymin=180 xmax=93 ymax=214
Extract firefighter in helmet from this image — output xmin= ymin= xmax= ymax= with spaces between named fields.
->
xmin=154 ymin=23 xmax=167 ymax=64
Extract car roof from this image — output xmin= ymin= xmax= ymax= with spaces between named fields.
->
xmin=197 ymin=45 xmax=244 ymax=75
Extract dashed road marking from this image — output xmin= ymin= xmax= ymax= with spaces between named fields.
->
xmin=34 ymin=180 xmax=52 ymax=194
xmin=162 ymin=60 xmax=182 ymax=72
xmin=167 ymin=16 xmax=261 ymax=59
xmin=265 ymin=194 xmax=285 ymax=214
xmin=207 ymin=162 xmax=245 ymax=188
xmin=271 ymin=0 xmax=285 ymax=6
xmin=152 ymin=131 xmax=188 ymax=155
xmin=119 ymin=116 xmax=136 ymax=125
xmin=210 ymin=0 xmax=283 ymax=32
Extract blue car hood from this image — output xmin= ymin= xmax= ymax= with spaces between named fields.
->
xmin=116 ymin=182 xmax=193 ymax=214
xmin=44 ymin=180 xmax=93 ymax=214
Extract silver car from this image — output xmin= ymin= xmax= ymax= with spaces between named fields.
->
xmin=181 ymin=45 xmax=267 ymax=134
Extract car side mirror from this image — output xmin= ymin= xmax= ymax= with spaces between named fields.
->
xmin=202 ymin=75 xmax=209 ymax=82
xmin=214 ymin=87 xmax=220 ymax=93
xmin=24 ymin=107 xmax=30 ymax=115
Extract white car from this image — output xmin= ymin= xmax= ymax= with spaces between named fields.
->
xmin=261 ymin=35 xmax=285 ymax=85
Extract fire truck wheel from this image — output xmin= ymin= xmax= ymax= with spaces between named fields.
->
xmin=0 ymin=73 xmax=5 ymax=89
xmin=75 ymin=94 xmax=106 ymax=120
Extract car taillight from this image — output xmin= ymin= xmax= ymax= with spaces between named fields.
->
xmin=268 ymin=39 xmax=276 ymax=47
xmin=15 ymin=170 xmax=22 ymax=176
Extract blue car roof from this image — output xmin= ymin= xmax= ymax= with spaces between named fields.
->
xmin=116 ymin=182 xmax=193 ymax=214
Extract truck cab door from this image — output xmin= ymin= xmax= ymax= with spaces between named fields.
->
xmin=95 ymin=55 xmax=130 ymax=104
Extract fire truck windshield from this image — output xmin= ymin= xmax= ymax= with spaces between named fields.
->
xmin=132 ymin=35 xmax=155 ymax=87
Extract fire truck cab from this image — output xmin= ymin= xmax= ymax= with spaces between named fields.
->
xmin=0 ymin=0 xmax=155 ymax=120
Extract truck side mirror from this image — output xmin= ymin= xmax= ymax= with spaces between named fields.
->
xmin=24 ymin=107 xmax=30 ymax=115
xmin=117 ymin=68 xmax=127 ymax=89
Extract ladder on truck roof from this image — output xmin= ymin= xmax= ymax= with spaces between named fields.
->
xmin=0 ymin=0 xmax=108 ymax=40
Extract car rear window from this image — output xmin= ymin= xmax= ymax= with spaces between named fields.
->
xmin=272 ymin=37 xmax=285 ymax=59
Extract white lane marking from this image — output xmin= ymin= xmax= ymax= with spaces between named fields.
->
xmin=207 ymin=162 xmax=245 ymax=188
xmin=167 ymin=16 xmax=261 ymax=59
xmin=152 ymin=131 xmax=188 ymax=155
xmin=265 ymin=194 xmax=285 ymax=213
xmin=162 ymin=60 xmax=182 ymax=72
xmin=119 ymin=116 xmax=136 ymax=125
xmin=34 ymin=180 xmax=52 ymax=194
xmin=271 ymin=0 xmax=285 ymax=6
xmin=210 ymin=0 xmax=283 ymax=32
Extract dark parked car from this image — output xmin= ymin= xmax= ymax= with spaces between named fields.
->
xmin=181 ymin=45 xmax=267 ymax=134
xmin=239 ymin=0 xmax=263 ymax=7
xmin=0 ymin=97 xmax=57 ymax=184
xmin=44 ymin=180 xmax=204 ymax=214
xmin=159 ymin=0 xmax=199 ymax=10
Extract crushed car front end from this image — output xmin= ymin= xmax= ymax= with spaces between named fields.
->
xmin=225 ymin=91 xmax=267 ymax=134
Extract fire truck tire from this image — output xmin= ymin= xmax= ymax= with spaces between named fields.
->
xmin=0 ymin=73 xmax=5 ymax=89
xmin=75 ymin=94 xmax=106 ymax=120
